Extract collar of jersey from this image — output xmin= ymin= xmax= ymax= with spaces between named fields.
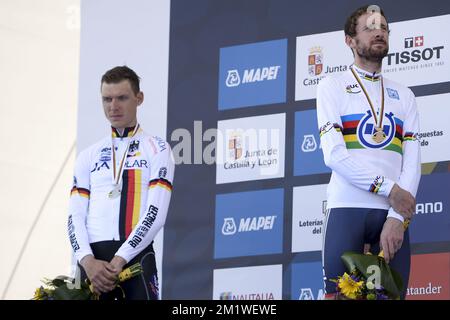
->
xmin=352 ymin=64 xmax=381 ymax=82
xmin=111 ymin=125 xmax=137 ymax=138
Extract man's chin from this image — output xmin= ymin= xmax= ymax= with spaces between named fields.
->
xmin=369 ymin=49 xmax=388 ymax=61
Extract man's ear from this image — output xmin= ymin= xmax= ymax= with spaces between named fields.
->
xmin=345 ymin=35 xmax=355 ymax=56
xmin=345 ymin=35 xmax=354 ymax=49
xmin=137 ymin=91 xmax=144 ymax=105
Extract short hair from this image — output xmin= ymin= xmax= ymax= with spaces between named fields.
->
xmin=344 ymin=5 xmax=387 ymax=37
xmin=101 ymin=66 xmax=141 ymax=94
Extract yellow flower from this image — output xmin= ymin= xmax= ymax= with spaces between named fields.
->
xmin=338 ymin=273 xmax=364 ymax=299
xmin=32 ymin=287 xmax=46 ymax=300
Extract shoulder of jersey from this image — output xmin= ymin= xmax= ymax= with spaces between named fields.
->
xmin=318 ymin=71 xmax=348 ymax=89
xmin=146 ymin=134 xmax=170 ymax=155
xmin=78 ymin=136 xmax=110 ymax=160
xmin=383 ymin=76 xmax=414 ymax=98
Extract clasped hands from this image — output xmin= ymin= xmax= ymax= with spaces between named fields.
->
xmin=80 ymin=255 xmax=127 ymax=295
xmin=380 ymin=184 xmax=415 ymax=263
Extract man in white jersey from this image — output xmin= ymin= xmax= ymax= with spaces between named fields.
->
xmin=317 ymin=5 xmax=421 ymax=299
xmin=68 ymin=66 xmax=175 ymax=299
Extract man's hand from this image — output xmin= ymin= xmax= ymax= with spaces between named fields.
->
xmin=388 ymin=184 xmax=416 ymax=220
xmin=110 ymin=256 xmax=127 ymax=276
xmin=80 ymin=255 xmax=118 ymax=295
xmin=380 ymin=218 xmax=404 ymax=264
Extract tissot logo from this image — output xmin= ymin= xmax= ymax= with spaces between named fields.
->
xmin=381 ymin=15 xmax=450 ymax=87
xmin=386 ymin=35 xmax=444 ymax=66
xmin=404 ymin=36 xmax=424 ymax=48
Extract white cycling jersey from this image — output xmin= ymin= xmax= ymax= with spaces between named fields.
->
xmin=68 ymin=124 xmax=175 ymax=263
xmin=317 ymin=64 xmax=421 ymax=222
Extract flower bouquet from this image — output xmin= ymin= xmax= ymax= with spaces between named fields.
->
xmin=32 ymin=262 xmax=143 ymax=300
xmin=330 ymin=220 xmax=410 ymax=300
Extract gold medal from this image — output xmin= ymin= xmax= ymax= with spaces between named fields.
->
xmin=372 ymin=127 xmax=386 ymax=143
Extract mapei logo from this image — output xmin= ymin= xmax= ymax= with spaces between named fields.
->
xmin=308 ymin=46 xmax=323 ymax=76
xmin=298 ymin=288 xmax=324 ymax=300
xmin=221 ymin=216 xmax=277 ymax=235
xmin=404 ymin=36 xmax=424 ymax=48
xmin=301 ymin=134 xmax=318 ymax=152
xmin=219 ymin=39 xmax=287 ymax=110
xmin=222 ymin=218 xmax=237 ymax=235
xmin=225 ymin=66 xmax=281 ymax=88
xmin=228 ymin=132 xmax=243 ymax=160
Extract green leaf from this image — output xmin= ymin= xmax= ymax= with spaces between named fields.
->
xmin=341 ymin=251 xmax=403 ymax=299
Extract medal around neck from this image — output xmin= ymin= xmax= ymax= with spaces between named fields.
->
xmin=372 ymin=127 xmax=386 ymax=143
xmin=108 ymin=185 xmax=121 ymax=199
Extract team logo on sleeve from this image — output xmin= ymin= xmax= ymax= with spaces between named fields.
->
xmin=158 ymin=167 xmax=167 ymax=178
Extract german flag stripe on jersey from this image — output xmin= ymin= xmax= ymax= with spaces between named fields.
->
xmin=119 ymin=170 xmax=142 ymax=239
xmin=70 ymin=187 xmax=90 ymax=198
xmin=148 ymin=178 xmax=173 ymax=192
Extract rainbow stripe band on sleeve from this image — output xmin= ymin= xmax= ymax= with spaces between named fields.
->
xmin=403 ymin=132 xmax=416 ymax=141
xmin=369 ymin=176 xmax=384 ymax=194
xmin=70 ymin=187 xmax=90 ymax=198
xmin=333 ymin=123 xmax=343 ymax=133
xmin=148 ymin=178 xmax=173 ymax=192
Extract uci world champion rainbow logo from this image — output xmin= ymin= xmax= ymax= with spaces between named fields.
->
xmin=357 ymin=110 xmax=396 ymax=149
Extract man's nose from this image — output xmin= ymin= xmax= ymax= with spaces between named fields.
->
xmin=110 ymin=98 xmax=120 ymax=110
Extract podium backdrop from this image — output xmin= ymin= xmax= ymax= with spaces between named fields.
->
xmin=77 ymin=0 xmax=450 ymax=300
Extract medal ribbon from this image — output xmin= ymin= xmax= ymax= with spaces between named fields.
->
xmin=111 ymin=124 xmax=140 ymax=187
xmin=350 ymin=66 xmax=384 ymax=129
